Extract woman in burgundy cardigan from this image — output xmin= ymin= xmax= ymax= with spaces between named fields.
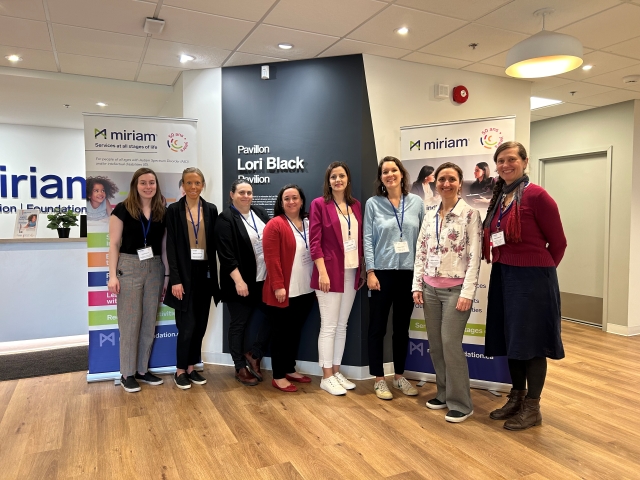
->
xmin=263 ymin=184 xmax=316 ymax=392
xmin=309 ymin=162 xmax=364 ymax=396
xmin=482 ymin=141 xmax=567 ymax=431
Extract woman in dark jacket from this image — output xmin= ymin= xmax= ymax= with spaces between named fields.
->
xmin=164 ymin=167 xmax=220 ymax=389
xmin=214 ymin=179 xmax=271 ymax=386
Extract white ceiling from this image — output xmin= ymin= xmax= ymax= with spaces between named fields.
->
xmin=1 ymin=0 xmax=640 ymax=126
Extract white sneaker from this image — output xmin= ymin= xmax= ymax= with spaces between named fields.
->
xmin=320 ymin=376 xmax=347 ymax=396
xmin=392 ymin=377 xmax=418 ymax=396
xmin=374 ymin=379 xmax=393 ymax=400
xmin=333 ymin=372 xmax=356 ymax=390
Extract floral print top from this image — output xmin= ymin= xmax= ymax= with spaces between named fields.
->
xmin=411 ymin=198 xmax=482 ymax=300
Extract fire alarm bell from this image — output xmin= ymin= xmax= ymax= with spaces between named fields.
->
xmin=452 ymin=85 xmax=469 ymax=104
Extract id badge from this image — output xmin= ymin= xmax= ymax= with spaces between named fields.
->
xmin=428 ymin=254 xmax=441 ymax=268
xmin=137 ymin=246 xmax=153 ymax=261
xmin=394 ymin=241 xmax=409 ymax=254
xmin=191 ymin=248 xmax=205 ymax=260
xmin=253 ymin=241 xmax=263 ymax=255
xmin=491 ymin=231 xmax=506 ymax=247
xmin=343 ymin=239 xmax=357 ymax=252
xmin=301 ymin=250 xmax=313 ymax=266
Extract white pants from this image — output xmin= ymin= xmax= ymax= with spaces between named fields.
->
xmin=316 ymin=268 xmax=358 ymax=368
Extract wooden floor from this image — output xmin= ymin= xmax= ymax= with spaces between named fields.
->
xmin=2 ymin=321 xmax=640 ymax=480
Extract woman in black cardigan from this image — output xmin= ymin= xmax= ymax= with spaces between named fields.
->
xmin=164 ymin=167 xmax=220 ymax=389
xmin=214 ymin=179 xmax=271 ymax=386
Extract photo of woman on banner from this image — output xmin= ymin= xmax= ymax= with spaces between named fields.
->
xmin=86 ymin=176 xmax=119 ymax=223
xmin=309 ymin=162 xmax=364 ymax=396
xmin=364 ymin=156 xmax=424 ymax=401
xmin=22 ymin=213 xmax=38 ymax=230
xmin=263 ymin=184 xmax=316 ymax=392
xmin=410 ymin=165 xmax=440 ymax=209
xmin=107 ymin=168 xmax=169 ymax=393
xmin=482 ymin=141 xmax=567 ymax=431
xmin=164 ymin=167 xmax=220 ymax=390
xmin=215 ymin=179 xmax=271 ymax=386
xmin=466 ymin=162 xmax=495 ymax=207
xmin=412 ymin=162 xmax=482 ymax=423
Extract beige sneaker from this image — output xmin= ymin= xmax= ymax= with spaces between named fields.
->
xmin=392 ymin=377 xmax=418 ymax=396
xmin=334 ymin=372 xmax=356 ymax=390
xmin=374 ymin=379 xmax=393 ymax=400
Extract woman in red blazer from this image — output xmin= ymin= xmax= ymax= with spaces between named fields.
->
xmin=263 ymin=184 xmax=316 ymax=392
xmin=309 ymin=162 xmax=364 ymax=396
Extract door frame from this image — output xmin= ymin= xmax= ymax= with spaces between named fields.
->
xmin=538 ymin=147 xmax=613 ymax=332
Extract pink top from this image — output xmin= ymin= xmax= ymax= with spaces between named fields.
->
xmin=423 ymin=275 xmax=464 ymax=288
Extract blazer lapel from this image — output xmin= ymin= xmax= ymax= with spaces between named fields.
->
xmin=179 ymin=196 xmax=189 ymax=245
xmin=328 ymin=201 xmax=344 ymax=252
xmin=234 ymin=207 xmax=252 ymax=247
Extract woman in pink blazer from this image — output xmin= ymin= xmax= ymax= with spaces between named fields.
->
xmin=309 ymin=162 xmax=364 ymax=396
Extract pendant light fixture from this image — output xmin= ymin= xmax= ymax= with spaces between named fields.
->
xmin=505 ymin=8 xmax=583 ymax=79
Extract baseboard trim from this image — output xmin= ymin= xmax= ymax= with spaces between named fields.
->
xmin=606 ymin=323 xmax=640 ymax=336
xmin=0 ymin=334 xmax=89 ymax=355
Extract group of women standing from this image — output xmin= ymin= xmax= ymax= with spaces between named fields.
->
xmin=108 ymin=140 xmax=566 ymax=432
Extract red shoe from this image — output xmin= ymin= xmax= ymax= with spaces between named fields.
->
xmin=285 ymin=373 xmax=311 ymax=383
xmin=272 ymin=379 xmax=297 ymax=392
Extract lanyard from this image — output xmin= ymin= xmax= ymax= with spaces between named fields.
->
xmin=435 ymin=199 xmax=460 ymax=249
xmin=286 ymin=216 xmax=308 ymax=250
xmin=187 ymin=199 xmax=201 ymax=245
xmin=389 ymin=195 xmax=405 ymax=238
xmin=140 ymin=213 xmax=152 ymax=247
xmin=231 ymin=205 xmax=260 ymax=240
xmin=334 ymin=200 xmax=351 ymax=238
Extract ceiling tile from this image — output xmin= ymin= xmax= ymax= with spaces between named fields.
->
xmin=0 ymin=16 xmax=51 ymax=50
xmin=476 ymin=0 xmax=620 ymax=35
xmin=144 ymin=39 xmax=230 ymax=69
xmin=47 ymin=0 xmax=154 ymax=36
xmin=533 ymin=81 xmax=615 ymax=102
xmin=0 ymin=44 xmax=57 ymax=71
xmin=531 ymin=102 xmax=594 ymax=118
xmin=58 ymin=53 xmax=138 ymax=81
xmin=264 ymin=0 xmax=387 ymax=37
xmin=318 ymin=39 xmax=410 ymax=59
xmin=395 ymin=0 xmax=511 ymax=21
xmin=162 ymin=0 xmax=276 ymax=21
xmin=462 ymin=62 xmax=509 ymax=78
xmin=574 ymin=88 xmax=640 ymax=107
xmin=348 ymin=5 xmax=467 ymax=50
xmin=531 ymin=114 xmax=551 ymax=122
xmin=52 ymin=24 xmax=146 ymax=62
xmin=154 ymin=6 xmax=255 ymax=50
xmin=0 ymin=0 xmax=46 ymax=21
xmin=480 ymin=50 xmax=507 ymax=67
xmin=583 ymin=65 xmax=640 ymax=91
xmin=224 ymin=52 xmax=288 ymax=67
xmin=528 ymin=76 xmax=573 ymax=94
xmin=402 ymin=51 xmax=471 ymax=69
xmin=557 ymin=4 xmax=640 ymax=50
xmin=604 ymin=35 xmax=640 ymax=61
xmin=137 ymin=64 xmax=183 ymax=85
xmin=238 ymin=24 xmax=338 ymax=60
xmin=557 ymin=51 xmax=639 ymax=82
xmin=419 ymin=23 xmax=528 ymax=62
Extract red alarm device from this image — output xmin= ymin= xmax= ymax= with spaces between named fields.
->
xmin=452 ymin=85 xmax=469 ymax=104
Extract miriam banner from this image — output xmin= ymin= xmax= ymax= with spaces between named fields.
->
xmin=401 ymin=116 xmax=515 ymax=392
xmin=84 ymin=113 xmax=197 ymax=382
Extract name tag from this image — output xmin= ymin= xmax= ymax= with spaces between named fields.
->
xmin=301 ymin=250 xmax=313 ymax=266
xmin=491 ymin=231 xmax=506 ymax=247
xmin=394 ymin=241 xmax=409 ymax=254
xmin=253 ymin=241 xmax=263 ymax=255
xmin=191 ymin=248 xmax=205 ymax=260
xmin=428 ymin=254 xmax=441 ymax=268
xmin=343 ymin=239 xmax=357 ymax=252
xmin=137 ymin=246 xmax=153 ymax=261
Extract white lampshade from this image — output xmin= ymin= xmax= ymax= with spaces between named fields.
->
xmin=506 ymin=30 xmax=583 ymax=78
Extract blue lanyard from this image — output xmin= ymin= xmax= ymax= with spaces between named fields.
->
xmin=231 ymin=205 xmax=260 ymax=240
xmin=435 ymin=199 xmax=460 ymax=249
xmin=187 ymin=199 xmax=201 ymax=245
xmin=334 ymin=200 xmax=351 ymax=238
xmin=388 ymin=195 xmax=405 ymax=238
xmin=140 ymin=214 xmax=152 ymax=247
xmin=286 ymin=216 xmax=308 ymax=250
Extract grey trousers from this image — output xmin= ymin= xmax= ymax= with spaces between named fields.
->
xmin=116 ymin=253 xmax=164 ymax=378
xmin=422 ymin=283 xmax=473 ymax=414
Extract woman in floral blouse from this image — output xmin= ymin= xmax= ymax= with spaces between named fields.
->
xmin=412 ymin=162 xmax=482 ymax=423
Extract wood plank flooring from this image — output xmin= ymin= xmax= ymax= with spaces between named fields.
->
xmin=1 ymin=321 xmax=639 ymax=479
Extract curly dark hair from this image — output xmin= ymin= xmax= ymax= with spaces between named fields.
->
xmin=273 ymin=184 xmax=308 ymax=219
xmin=86 ymin=176 xmax=119 ymax=200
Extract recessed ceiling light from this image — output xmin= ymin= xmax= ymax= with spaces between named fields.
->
xmin=530 ymin=96 xmax=563 ymax=110
xmin=278 ymin=43 xmax=293 ymax=50
xmin=179 ymin=54 xmax=195 ymax=63
xmin=96 ymin=102 xmax=108 ymax=107
xmin=5 ymin=55 xmax=22 ymax=62
xmin=395 ymin=27 xmax=409 ymax=35
xmin=582 ymin=64 xmax=593 ymax=71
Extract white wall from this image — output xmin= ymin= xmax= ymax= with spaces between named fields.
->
xmin=628 ymin=100 xmax=640 ymax=331
xmin=158 ymin=73 xmax=184 ymax=118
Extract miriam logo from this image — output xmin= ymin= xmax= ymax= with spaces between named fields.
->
xmin=167 ymin=132 xmax=189 ymax=153
xmin=409 ymin=342 xmax=424 ymax=356
xmin=94 ymin=128 xmax=107 ymax=139
xmin=99 ymin=332 xmax=116 ymax=347
xmin=409 ymin=140 xmax=420 ymax=151
xmin=480 ymin=127 xmax=504 ymax=149
xmin=94 ymin=128 xmax=156 ymax=141
xmin=423 ymin=137 xmax=469 ymax=150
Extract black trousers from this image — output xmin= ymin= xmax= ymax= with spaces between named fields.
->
xmin=268 ymin=292 xmax=315 ymax=380
xmin=227 ymin=282 xmax=271 ymax=370
xmin=368 ymin=269 xmax=415 ymax=377
xmin=175 ymin=261 xmax=212 ymax=370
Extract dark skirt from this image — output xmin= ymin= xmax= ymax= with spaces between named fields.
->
xmin=484 ymin=263 xmax=565 ymax=360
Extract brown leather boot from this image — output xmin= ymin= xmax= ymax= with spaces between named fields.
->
xmin=244 ymin=352 xmax=263 ymax=382
xmin=490 ymin=389 xmax=527 ymax=420
xmin=504 ymin=397 xmax=542 ymax=431
xmin=235 ymin=367 xmax=258 ymax=386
